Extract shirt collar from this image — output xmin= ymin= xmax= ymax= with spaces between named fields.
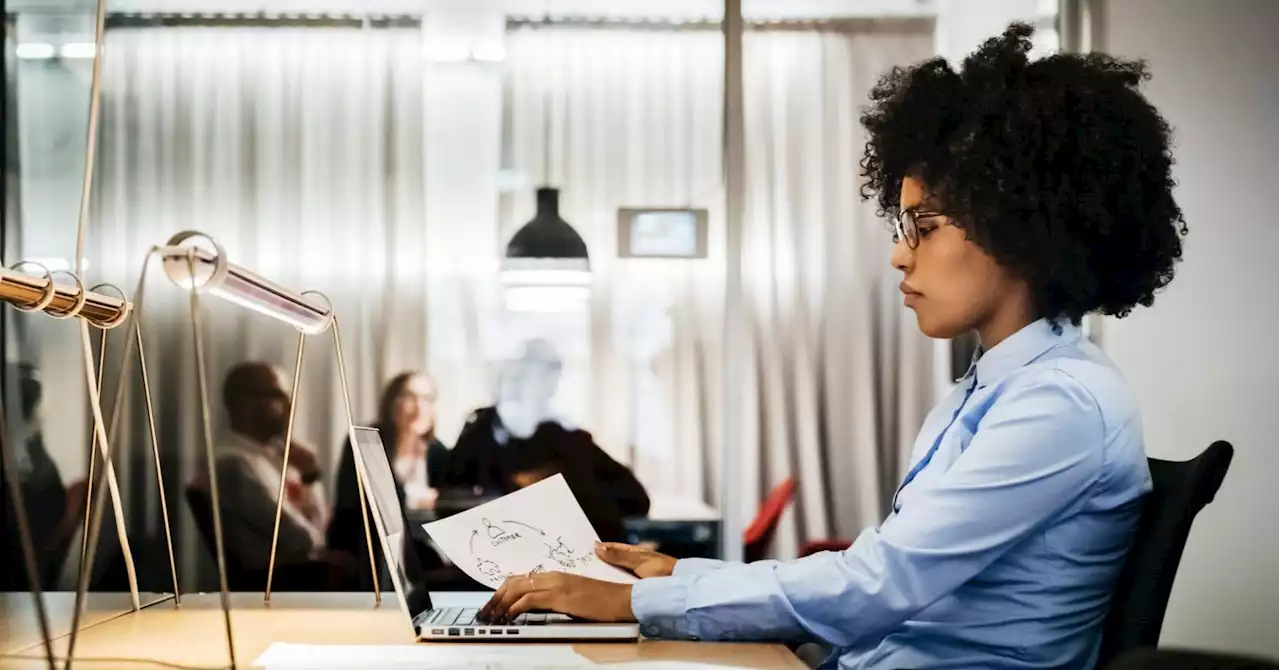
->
xmin=963 ymin=318 xmax=1081 ymax=389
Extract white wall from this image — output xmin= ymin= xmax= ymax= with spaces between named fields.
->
xmin=1098 ymin=0 xmax=1278 ymax=659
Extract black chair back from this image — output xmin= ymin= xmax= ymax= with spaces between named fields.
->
xmin=1104 ymin=647 xmax=1277 ymax=669
xmin=1096 ymin=441 xmax=1234 ymax=668
xmin=184 ymin=483 xmax=255 ymax=589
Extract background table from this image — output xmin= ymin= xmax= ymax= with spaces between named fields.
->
xmin=1 ymin=592 xmax=803 ymax=670
xmin=624 ymin=497 xmax=721 ymax=559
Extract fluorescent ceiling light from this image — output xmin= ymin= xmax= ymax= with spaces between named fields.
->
xmin=16 ymin=43 xmax=56 ymax=59
xmin=60 ymin=42 xmax=98 ymax=59
xmin=500 ymin=269 xmax=591 ymax=287
xmin=503 ymin=286 xmax=590 ymax=314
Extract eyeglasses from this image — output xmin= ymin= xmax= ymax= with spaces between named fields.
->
xmin=893 ymin=208 xmax=949 ymax=249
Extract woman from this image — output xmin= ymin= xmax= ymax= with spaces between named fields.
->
xmin=479 ymin=24 xmax=1186 ymax=670
xmin=328 ymin=372 xmax=450 ymax=583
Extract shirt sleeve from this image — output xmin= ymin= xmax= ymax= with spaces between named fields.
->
xmin=631 ymin=371 xmax=1106 ymax=646
xmin=672 ymin=558 xmax=742 ymax=576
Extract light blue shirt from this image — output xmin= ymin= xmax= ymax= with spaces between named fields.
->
xmin=631 ymin=319 xmax=1151 ymax=669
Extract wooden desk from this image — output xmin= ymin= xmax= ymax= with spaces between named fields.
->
xmin=1 ymin=592 xmax=172 ymax=654
xmin=0 ymin=593 xmax=803 ymax=670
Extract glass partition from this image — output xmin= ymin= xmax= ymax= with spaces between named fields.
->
xmin=3 ymin=0 xmax=104 ymax=594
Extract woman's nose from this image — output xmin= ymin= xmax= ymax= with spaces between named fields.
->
xmin=890 ymin=238 xmax=913 ymax=273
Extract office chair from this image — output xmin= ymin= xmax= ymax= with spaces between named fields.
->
xmin=186 ymin=481 xmax=352 ymax=592
xmin=744 ymin=477 xmax=796 ymax=562
xmin=1096 ymin=441 xmax=1235 ymax=668
xmin=185 ymin=482 xmax=256 ymax=590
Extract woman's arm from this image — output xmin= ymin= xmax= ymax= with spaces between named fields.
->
xmin=630 ymin=372 xmax=1114 ymax=646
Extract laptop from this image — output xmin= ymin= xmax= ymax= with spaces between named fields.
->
xmin=348 ymin=425 xmax=641 ymax=641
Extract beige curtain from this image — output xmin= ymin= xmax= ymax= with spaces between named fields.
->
xmin=85 ymin=26 xmax=426 ymax=589
xmin=737 ymin=24 xmax=936 ymax=558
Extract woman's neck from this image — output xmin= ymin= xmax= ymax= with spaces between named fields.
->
xmin=976 ymin=292 xmax=1038 ymax=351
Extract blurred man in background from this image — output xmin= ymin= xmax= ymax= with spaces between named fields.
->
xmin=444 ymin=339 xmax=649 ymax=542
xmin=210 ymin=362 xmax=328 ymax=574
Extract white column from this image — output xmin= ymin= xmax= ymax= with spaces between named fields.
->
xmin=421 ymin=8 xmax=507 ymax=442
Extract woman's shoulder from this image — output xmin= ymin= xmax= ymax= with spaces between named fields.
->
xmin=1007 ymin=343 xmax=1141 ymax=440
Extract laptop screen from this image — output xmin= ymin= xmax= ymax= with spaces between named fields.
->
xmin=350 ymin=426 xmax=433 ymax=622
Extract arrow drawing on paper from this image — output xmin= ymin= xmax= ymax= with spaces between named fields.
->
xmin=469 ymin=530 xmax=479 ymax=554
xmin=503 ymin=520 xmax=546 ymax=536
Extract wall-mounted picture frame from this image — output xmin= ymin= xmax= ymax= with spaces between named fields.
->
xmin=616 ymin=208 xmax=709 ymax=259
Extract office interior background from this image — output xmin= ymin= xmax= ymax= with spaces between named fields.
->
xmin=1 ymin=0 xmax=1275 ymax=662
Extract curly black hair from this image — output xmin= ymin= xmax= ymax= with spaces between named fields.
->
xmin=859 ymin=22 xmax=1186 ymax=324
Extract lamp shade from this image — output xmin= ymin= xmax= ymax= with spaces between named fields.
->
xmin=504 ymin=188 xmax=589 ymax=270
xmin=158 ymin=231 xmax=334 ymax=335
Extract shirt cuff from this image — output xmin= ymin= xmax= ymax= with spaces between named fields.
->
xmin=630 ymin=576 xmax=697 ymax=640
xmin=672 ymin=558 xmax=727 ymax=577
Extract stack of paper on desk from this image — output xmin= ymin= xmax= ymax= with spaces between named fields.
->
xmin=421 ymin=474 xmax=636 ymax=588
xmin=254 ymin=644 xmax=759 ymax=670
xmin=253 ymin=643 xmax=588 ymax=668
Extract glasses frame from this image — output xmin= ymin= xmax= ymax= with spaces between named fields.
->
xmin=893 ymin=208 xmax=951 ymax=249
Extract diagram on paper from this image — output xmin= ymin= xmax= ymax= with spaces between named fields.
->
xmin=423 ymin=475 xmax=635 ymax=588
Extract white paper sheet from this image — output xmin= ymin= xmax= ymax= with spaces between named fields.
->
xmin=252 ymin=643 xmax=588 ymax=668
xmin=422 ymin=474 xmax=636 ymax=588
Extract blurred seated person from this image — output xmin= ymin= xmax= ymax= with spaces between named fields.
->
xmin=1 ymin=363 xmax=72 ymax=590
xmin=444 ymin=339 xmax=649 ymax=542
xmin=329 ymin=371 xmax=454 ymax=587
xmin=211 ymin=362 xmax=329 ymax=574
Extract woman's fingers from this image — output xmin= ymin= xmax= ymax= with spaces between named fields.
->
xmin=595 ymin=542 xmax=646 ymax=569
xmin=482 ymin=576 xmax=528 ymax=622
xmin=480 ymin=581 xmax=508 ymax=620
xmin=507 ymin=592 xmax=543 ymax=620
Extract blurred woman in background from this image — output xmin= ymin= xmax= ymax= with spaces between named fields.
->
xmin=328 ymin=371 xmax=450 ymax=585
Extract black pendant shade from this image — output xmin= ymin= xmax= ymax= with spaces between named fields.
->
xmin=504 ymin=187 xmax=589 ymax=266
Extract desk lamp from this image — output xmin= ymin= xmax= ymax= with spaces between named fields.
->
xmin=0 ymin=266 xmax=134 ymax=670
xmin=68 ymin=232 xmax=385 ymax=670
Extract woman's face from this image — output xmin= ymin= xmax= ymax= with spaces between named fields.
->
xmin=892 ymin=176 xmax=1024 ymax=340
xmin=394 ymin=374 xmax=437 ymax=437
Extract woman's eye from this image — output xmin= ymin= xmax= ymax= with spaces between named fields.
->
xmin=918 ymin=224 xmax=938 ymax=237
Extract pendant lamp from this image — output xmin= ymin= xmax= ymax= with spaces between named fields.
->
xmin=504 ymin=186 xmax=589 ymax=271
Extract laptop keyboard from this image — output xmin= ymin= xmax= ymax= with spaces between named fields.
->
xmin=419 ymin=607 xmax=573 ymax=634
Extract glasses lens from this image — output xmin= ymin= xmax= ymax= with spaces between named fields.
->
xmin=897 ymin=211 xmax=919 ymax=248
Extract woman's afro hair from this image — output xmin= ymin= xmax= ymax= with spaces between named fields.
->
xmin=859 ymin=22 xmax=1186 ymax=323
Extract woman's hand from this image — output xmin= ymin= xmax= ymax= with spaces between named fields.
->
xmin=595 ymin=542 xmax=677 ymax=578
xmin=479 ymin=572 xmax=635 ymax=623
xmin=406 ymin=486 xmax=439 ymax=511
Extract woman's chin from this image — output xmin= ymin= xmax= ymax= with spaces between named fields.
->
xmin=912 ymin=312 xmax=966 ymax=341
